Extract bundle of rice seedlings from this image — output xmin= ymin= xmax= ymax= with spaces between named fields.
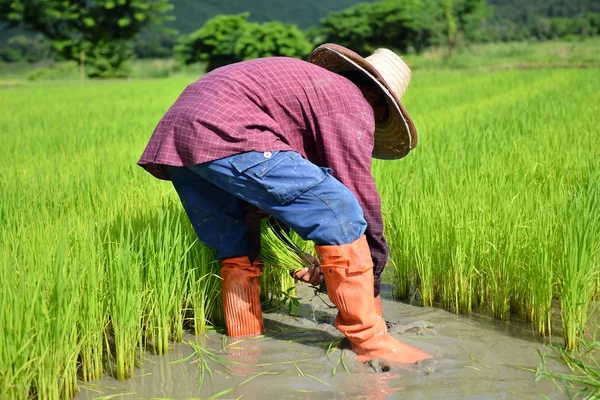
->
xmin=258 ymin=217 xmax=316 ymax=304
xmin=258 ymin=217 xmax=313 ymax=273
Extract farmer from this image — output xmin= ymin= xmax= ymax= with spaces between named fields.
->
xmin=138 ymin=43 xmax=432 ymax=365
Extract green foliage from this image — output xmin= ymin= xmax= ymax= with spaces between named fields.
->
xmin=312 ymin=3 xmax=375 ymax=55
xmin=83 ymin=40 xmax=134 ymax=78
xmin=0 ymin=34 xmax=53 ymax=63
xmin=488 ymin=0 xmax=600 ymax=25
xmin=437 ymin=0 xmax=490 ymax=54
xmin=175 ymin=13 xmax=249 ymax=70
xmin=454 ymin=0 xmax=491 ymax=42
xmin=165 ymin=0 xmax=376 ymax=32
xmin=0 ymin=0 xmax=173 ymax=77
xmin=314 ymin=0 xmax=488 ymax=55
xmin=176 ymin=13 xmax=311 ymax=71
xmin=133 ymin=28 xmax=179 ymax=59
xmin=234 ymin=21 xmax=312 ymax=60
xmin=531 ymin=16 xmax=597 ymax=40
xmin=486 ymin=0 xmax=600 ymax=41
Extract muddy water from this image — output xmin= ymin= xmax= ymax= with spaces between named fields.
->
xmin=77 ymin=284 xmax=570 ymax=399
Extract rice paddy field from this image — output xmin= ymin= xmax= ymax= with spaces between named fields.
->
xmin=1 ymin=54 xmax=600 ymax=398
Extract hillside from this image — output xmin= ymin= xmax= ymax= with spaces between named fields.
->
xmin=165 ymin=0 xmax=600 ymax=34
xmin=166 ymin=0 xmax=376 ymax=32
xmin=488 ymin=0 xmax=600 ymax=23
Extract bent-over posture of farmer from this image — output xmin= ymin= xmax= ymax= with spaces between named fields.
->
xmin=138 ymin=43 xmax=432 ymax=365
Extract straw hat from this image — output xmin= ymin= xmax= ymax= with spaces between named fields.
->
xmin=307 ymin=43 xmax=417 ymax=159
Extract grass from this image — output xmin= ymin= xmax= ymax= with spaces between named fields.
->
xmin=1 ymin=40 xmax=599 ymax=397
xmin=2 ymin=37 xmax=598 ymax=86
xmin=403 ymin=37 xmax=600 ymax=70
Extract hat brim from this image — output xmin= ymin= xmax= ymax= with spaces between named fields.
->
xmin=307 ymin=44 xmax=417 ymax=160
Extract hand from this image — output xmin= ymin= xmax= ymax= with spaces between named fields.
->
xmin=292 ymin=253 xmax=323 ymax=286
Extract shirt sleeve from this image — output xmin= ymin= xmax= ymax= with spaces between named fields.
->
xmin=315 ymin=111 xmax=389 ymax=297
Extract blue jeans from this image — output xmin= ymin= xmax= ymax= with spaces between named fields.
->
xmin=164 ymin=151 xmax=367 ymax=260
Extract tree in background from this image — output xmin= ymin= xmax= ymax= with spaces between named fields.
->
xmin=439 ymin=0 xmax=490 ymax=55
xmin=531 ymin=16 xmax=597 ymax=40
xmin=314 ymin=0 xmax=437 ymax=55
xmin=0 ymin=0 xmax=173 ymax=77
xmin=175 ymin=13 xmax=249 ymax=71
xmin=314 ymin=0 xmax=489 ymax=56
xmin=0 ymin=34 xmax=53 ymax=63
xmin=312 ymin=3 xmax=376 ymax=55
xmin=176 ymin=13 xmax=312 ymax=71
xmin=485 ymin=0 xmax=600 ymax=41
xmin=234 ymin=21 xmax=312 ymax=60
xmin=133 ymin=28 xmax=179 ymax=59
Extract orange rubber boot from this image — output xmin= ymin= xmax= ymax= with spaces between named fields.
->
xmin=220 ymin=256 xmax=264 ymax=337
xmin=316 ymin=236 xmax=432 ymax=364
xmin=374 ymin=295 xmax=384 ymax=317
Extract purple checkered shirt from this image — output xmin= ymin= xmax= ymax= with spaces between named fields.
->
xmin=139 ymin=57 xmax=389 ymax=290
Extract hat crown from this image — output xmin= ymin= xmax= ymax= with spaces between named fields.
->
xmin=365 ymin=48 xmax=412 ymax=99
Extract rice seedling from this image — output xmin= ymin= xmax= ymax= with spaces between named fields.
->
xmin=534 ymin=335 xmax=600 ymax=399
xmin=332 ymin=349 xmax=352 ymax=377
xmin=0 ymin=247 xmax=42 ymax=399
xmin=558 ymin=171 xmax=600 ymax=349
xmin=185 ymin=242 xmax=222 ymax=335
xmin=105 ymin=224 xmax=145 ymax=380
xmin=258 ymin=217 xmax=312 ymax=273
xmin=205 ymin=371 xmax=277 ymax=400
xmin=76 ymin=238 xmax=107 ymax=382
xmin=291 ymin=361 xmax=331 ymax=386
xmin=259 ymin=217 xmax=311 ymax=304
xmin=140 ymin=204 xmax=189 ymax=355
xmin=30 ymin=235 xmax=81 ymax=400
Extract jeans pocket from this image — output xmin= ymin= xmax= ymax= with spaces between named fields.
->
xmin=230 ymin=151 xmax=328 ymax=205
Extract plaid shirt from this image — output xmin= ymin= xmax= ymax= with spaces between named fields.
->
xmin=139 ymin=57 xmax=389 ymax=286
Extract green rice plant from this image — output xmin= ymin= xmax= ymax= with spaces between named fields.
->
xmin=105 ymin=224 xmax=145 ymax=381
xmin=141 ymin=205 xmax=188 ymax=355
xmin=377 ymin=67 xmax=600 ymax=344
xmin=0 ymin=246 xmax=42 ymax=399
xmin=185 ymin=241 xmax=222 ymax=335
xmin=412 ymin=210 xmax=441 ymax=308
xmin=536 ymin=336 xmax=600 ymax=399
xmin=259 ymin=217 xmax=310 ymax=303
xmin=521 ymin=204 xmax=557 ymax=336
xmin=32 ymin=235 xmax=81 ymax=400
xmin=558 ymin=170 xmax=600 ymax=349
xmin=259 ymin=218 xmax=312 ymax=273
xmin=289 ymin=230 xmax=317 ymax=259
xmin=76 ymin=238 xmax=107 ymax=382
xmin=381 ymin=204 xmax=415 ymax=301
xmin=1 ymin=61 xmax=599 ymax=397
xmin=484 ymin=209 xmax=524 ymax=321
xmin=260 ymin=264 xmax=296 ymax=305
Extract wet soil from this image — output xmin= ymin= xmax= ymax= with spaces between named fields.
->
xmin=77 ymin=284 xmax=571 ymax=399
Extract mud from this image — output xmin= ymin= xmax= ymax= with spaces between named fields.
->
xmin=77 ymin=283 xmax=570 ymax=399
